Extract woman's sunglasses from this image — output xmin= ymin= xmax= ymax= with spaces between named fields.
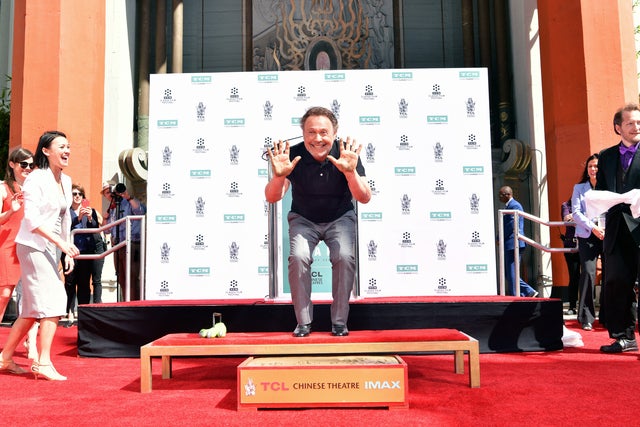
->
xmin=19 ymin=161 xmax=35 ymax=170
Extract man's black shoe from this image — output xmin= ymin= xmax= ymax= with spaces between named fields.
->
xmin=293 ymin=324 xmax=311 ymax=337
xmin=600 ymin=338 xmax=638 ymax=353
xmin=331 ymin=324 xmax=349 ymax=336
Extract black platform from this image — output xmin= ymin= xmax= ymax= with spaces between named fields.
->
xmin=76 ymin=296 xmax=563 ymax=358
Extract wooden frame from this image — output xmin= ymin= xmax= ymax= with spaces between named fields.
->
xmin=139 ymin=328 xmax=480 ymax=393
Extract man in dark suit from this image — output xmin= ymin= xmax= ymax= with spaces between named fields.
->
xmin=595 ymin=103 xmax=640 ymax=353
xmin=498 ymin=186 xmax=538 ymax=297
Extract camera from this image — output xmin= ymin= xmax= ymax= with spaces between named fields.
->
xmin=109 ymin=183 xmax=127 ymax=202
xmin=111 ymin=183 xmax=126 ymax=195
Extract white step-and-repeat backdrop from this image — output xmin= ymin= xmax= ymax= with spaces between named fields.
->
xmin=147 ymin=68 xmax=496 ymax=300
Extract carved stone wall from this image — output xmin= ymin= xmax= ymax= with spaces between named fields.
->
xmin=251 ymin=0 xmax=395 ymax=71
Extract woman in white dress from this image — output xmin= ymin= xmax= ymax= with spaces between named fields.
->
xmin=0 ymin=131 xmax=79 ymax=380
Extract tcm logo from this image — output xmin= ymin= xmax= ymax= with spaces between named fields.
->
xmin=394 ymin=166 xmax=416 ymax=176
xmin=188 ymin=267 xmax=211 ymax=276
xmin=290 ymin=117 xmax=301 ymax=126
xmin=459 ymin=71 xmax=480 ymax=79
xmin=190 ymin=169 xmax=212 ymax=178
xmin=258 ymin=266 xmax=269 ymax=275
xmin=430 ymin=211 xmax=452 ymax=220
xmin=224 ymin=118 xmax=245 ymax=127
xmin=392 ymin=72 xmax=413 ymax=80
xmin=361 ymin=212 xmax=383 ymax=221
xmin=257 ymin=74 xmax=278 ymax=82
xmin=463 ymin=166 xmax=484 ymax=175
xmin=427 ymin=115 xmax=448 ymax=124
xmin=359 ymin=116 xmax=381 ymax=124
xmin=257 ymin=168 xmax=268 ymax=177
xmin=466 ymin=264 xmax=488 ymax=272
xmin=223 ymin=214 xmax=245 ymax=223
xmin=191 ymin=75 xmax=212 ymax=84
xmin=155 ymin=215 xmax=176 ymax=224
xmin=397 ymin=264 xmax=418 ymax=273
xmin=157 ymin=119 xmax=178 ymax=128
xmin=324 ymin=73 xmax=345 ymax=81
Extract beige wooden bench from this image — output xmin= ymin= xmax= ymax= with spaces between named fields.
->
xmin=140 ymin=328 xmax=480 ymax=393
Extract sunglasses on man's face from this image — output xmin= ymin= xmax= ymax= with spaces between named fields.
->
xmin=72 ymin=191 xmax=83 ymax=197
xmin=19 ymin=161 xmax=35 ymax=170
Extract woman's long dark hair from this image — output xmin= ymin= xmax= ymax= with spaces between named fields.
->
xmin=4 ymin=147 xmax=34 ymax=194
xmin=578 ymin=153 xmax=599 ymax=184
xmin=34 ymin=130 xmax=66 ymax=170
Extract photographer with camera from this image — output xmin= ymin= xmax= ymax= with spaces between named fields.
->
xmin=101 ymin=181 xmax=146 ymax=301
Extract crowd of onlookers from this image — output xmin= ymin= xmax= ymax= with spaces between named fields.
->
xmin=500 ymin=103 xmax=640 ymax=354
xmin=0 ymin=131 xmax=145 ymax=380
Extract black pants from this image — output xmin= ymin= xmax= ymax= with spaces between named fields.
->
xmin=577 ymin=234 xmax=602 ymax=325
xmin=563 ymin=250 xmax=580 ymax=310
xmin=65 ymin=255 xmax=106 ymax=311
xmin=603 ymin=224 xmax=639 ymax=340
xmin=91 ymin=255 xmax=105 ymax=303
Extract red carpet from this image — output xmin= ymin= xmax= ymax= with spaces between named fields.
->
xmin=0 ymin=319 xmax=637 ymax=426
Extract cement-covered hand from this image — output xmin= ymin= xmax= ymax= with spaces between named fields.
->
xmin=199 ymin=322 xmax=227 ymax=338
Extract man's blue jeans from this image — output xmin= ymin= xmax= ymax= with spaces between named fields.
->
xmin=288 ymin=210 xmax=356 ymax=326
